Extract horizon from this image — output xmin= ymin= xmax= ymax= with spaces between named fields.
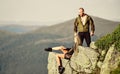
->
xmin=0 ymin=15 xmax=120 ymax=26
xmin=0 ymin=16 xmax=120 ymax=34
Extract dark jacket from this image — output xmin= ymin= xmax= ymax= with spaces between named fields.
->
xmin=74 ymin=14 xmax=95 ymax=33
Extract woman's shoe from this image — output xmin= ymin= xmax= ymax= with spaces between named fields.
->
xmin=44 ymin=48 xmax=52 ymax=52
xmin=58 ymin=66 xmax=65 ymax=74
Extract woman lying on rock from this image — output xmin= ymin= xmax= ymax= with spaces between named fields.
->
xmin=44 ymin=45 xmax=74 ymax=74
xmin=44 ymin=35 xmax=78 ymax=74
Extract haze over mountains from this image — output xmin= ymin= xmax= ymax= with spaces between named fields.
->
xmin=0 ymin=16 xmax=120 ymax=74
xmin=0 ymin=25 xmax=41 ymax=34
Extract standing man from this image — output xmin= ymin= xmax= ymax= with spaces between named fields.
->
xmin=74 ymin=8 xmax=95 ymax=47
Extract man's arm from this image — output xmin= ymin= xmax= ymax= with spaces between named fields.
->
xmin=89 ymin=17 xmax=95 ymax=36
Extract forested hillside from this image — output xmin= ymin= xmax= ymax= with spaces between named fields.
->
xmin=0 ymin=16 xmax=119 ymax=74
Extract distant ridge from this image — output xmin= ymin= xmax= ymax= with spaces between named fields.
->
xmin=0 ymin=25 xmax=41 ymax=33
xmin=32 ymin=16 xmax=120 ymax=39
xmin=0 ymin=16 xmax=120 ymax=74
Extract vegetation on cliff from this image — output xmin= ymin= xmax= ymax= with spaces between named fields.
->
xmin=110 ymin=62 xmax=120 ymax=74
xmin=95 ymin=24 xmax=120 ymax=51
xmin=95 ymin=24 xmax=120 ymax=74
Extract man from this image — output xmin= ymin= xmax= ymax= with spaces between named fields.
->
xmin=74 ymin=8 xmax=95 ymax=47
xmin=45 ymin=46 xmax=74 ymax=74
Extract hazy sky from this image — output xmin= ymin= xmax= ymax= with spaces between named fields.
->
xmin=0 ymin=0 xmax=120 ymax=25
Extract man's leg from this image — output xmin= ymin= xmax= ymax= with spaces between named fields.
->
xmin=78 ymin=32 xmax=84 ymax=46
xmin=84 ymin=32 xmax=91 ymax=47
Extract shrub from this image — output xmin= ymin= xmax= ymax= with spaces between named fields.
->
xmin=110 ymin=62 xmax=120 ymax=74
xmin=95 ymin=24 xmax=120 ymax=51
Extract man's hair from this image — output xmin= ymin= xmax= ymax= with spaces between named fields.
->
xmin=79 ymin=8 xmax=84 ymax=11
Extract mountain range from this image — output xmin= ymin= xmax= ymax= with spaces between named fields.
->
xmin=0 ymin=16 xmax=120 ymax=74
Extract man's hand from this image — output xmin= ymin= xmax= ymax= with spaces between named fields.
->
xmin=90 ymin=32 xmax=94 ymax=36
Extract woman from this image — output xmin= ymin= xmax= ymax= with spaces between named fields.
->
xmin=44 ymin=34 xmax=78 ymax=74
xmin=45 ymin=45 xmax=74 ymax=74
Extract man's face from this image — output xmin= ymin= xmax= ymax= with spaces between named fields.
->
xmin=79 ymin=9 xmax=84 ymax=16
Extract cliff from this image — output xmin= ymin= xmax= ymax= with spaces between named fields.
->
xmin=47 ymin=42 xmax=99 ymax=74
xmin=47 ymin=42 xmax=120 ymax=74
xmin=99 ymin=44 xmax=120 ymax=74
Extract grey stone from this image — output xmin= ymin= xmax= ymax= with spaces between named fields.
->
xmin=47 ymin=44 xmax=120 ymax=74
xmin=100 ymin=45 xmax=120 ymax=74
xmin=47 ymin=45 xmax=99 ymax=74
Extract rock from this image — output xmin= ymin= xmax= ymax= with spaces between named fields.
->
xmin=90 ymin=42 xmax=98 ymax=50
xmin=47 ymin=52 xmax=58 ymax=74
xmin=97 ymin=61 xmax=103 ymax=68
xmin=47 ymin=45 xmax=99 ymax=74
xmin=47 ymin=43 xmax=120 ymax=74
xmin=101 ymin=50 xmax=107 ymax=56
xmin=100 ymin=44 xmax=120 ymax=74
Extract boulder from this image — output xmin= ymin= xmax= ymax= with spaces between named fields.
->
xmin=47 ymin=45 xmax=99 ymax=74
xmin=100 ymin=45 xmax=120 ymax=74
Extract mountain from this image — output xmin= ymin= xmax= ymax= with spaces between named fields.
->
xmin=0 ymin=16 xmax=120 ymax=74
xmin=30 ymin=16 xmax=120 ymax=44
xmin=0 ymin=25 xmax=41 ymax=33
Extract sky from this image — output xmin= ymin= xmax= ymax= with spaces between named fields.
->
xmin=0 ymin=0 xmax=120 ymax=26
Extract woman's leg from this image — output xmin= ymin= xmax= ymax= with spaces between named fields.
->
xmin=45 ymin=46 xmax=68 ymax=54
xmin=53 ymin=46 xmax=68 ymax=67
xmin=52 ymin=46 xmax=68 ymax=54
xmin=56 ymin=54 xmax=65 ymax=67
xmin=56 ymin=53 xmax=65 ymax=74
xmin=45 ymin=46 xmax=67 ymax=73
